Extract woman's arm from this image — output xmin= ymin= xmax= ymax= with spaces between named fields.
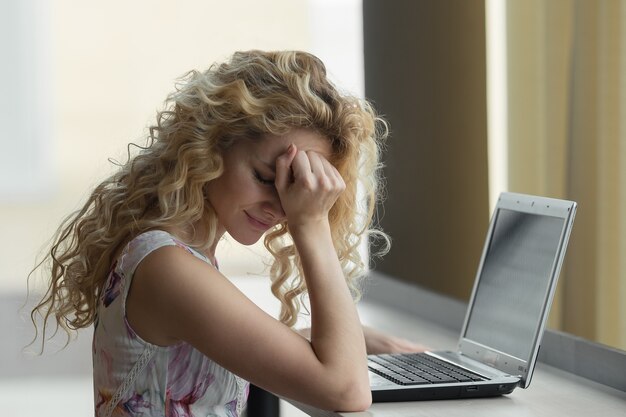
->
xmin=275 ymin=144 xmax=371 ymax=406
xmin=361 ymin=326 xmax=429 ymax=355
xmin=129 ymin=248 xmax=370 ymax=411
xmin=297 ymin=326 xmax=429 ymax=355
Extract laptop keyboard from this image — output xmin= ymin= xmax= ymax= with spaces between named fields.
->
xmin=368 ymin=353 xmax=489 ymax=385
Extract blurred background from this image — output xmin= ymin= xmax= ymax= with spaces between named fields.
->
xmin=2 ymin=0 xmax=626 ymax=415
xmin=0 ymin=0 xmax=362 ymax=415
xmin=362 ymin=0 xmax=626 ymax=355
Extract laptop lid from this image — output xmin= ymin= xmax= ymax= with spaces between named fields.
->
xmin=458 ymin=192 xmax=577 ymax=388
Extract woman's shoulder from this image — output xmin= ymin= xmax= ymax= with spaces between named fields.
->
xmin=117 ymin=230 xmax=206 ymax=276
xmin=128 ymin=229 xmax=189 ymax=251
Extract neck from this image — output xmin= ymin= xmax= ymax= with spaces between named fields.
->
xmin=162 ymin=222 xmax=225 ymax=265
xmin=204 ymin=226 xmax=225 ymax=265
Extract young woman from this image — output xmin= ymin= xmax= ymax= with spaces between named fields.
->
xmin=30 ymin=50 xmax=422 ymax=416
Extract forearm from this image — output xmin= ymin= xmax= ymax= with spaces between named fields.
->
xmin=291 ymin=221 xmax=368 ymax=373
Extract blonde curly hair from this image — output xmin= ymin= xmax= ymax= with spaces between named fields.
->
xmin=30 ymin=50 xmax=389 ymax=344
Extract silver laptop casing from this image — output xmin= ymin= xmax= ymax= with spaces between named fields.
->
xmin=457 ymin=192 xmax=577 ymax=389
xmin=370 ymin=192 xmax=577 ymax=402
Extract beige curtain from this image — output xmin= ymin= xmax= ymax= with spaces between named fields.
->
xmin=505 ymin=0 xmax=626 ymax=350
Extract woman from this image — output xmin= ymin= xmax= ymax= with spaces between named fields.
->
xmin=30 ymin=50 xmax=422 ymax=416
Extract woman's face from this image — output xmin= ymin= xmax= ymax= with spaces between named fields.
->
xmin=206 ymin=128 xmax=332 ymax=245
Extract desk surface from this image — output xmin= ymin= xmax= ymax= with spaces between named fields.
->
xmin=230 ymin=276 xmax=626 ymax=417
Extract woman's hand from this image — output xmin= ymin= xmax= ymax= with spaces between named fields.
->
xmin=274 ymin=144 xmax=345 ymax=229
xmin=362 ymin=326 xmax=429 ymax=355
xmin=297 ymin=326 xmax=429 ymax=355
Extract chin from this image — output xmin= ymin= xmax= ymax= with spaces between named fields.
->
xmin=229 ymin=231 xmax=264 ymax=246
xmin=240 ymin=237 xmax=263 ymax=246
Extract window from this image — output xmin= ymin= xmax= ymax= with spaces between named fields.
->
xmin=0 ymin=0 xmax=55 ymax=202
xmin=486 ymin=0 xmax=626 ymax=351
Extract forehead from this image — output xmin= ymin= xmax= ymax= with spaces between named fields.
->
xmin=254 ymin=129 xmax=332 ymax=161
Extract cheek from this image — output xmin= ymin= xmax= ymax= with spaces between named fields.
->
xmin=210 ymin=171 xmax=266 ymax=211
xmin=239 ymin=181 xmax=268 ymax=203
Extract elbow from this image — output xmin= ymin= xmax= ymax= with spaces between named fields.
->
xmin=327 ymin=376 xmax=372 ymax=412
xmin=341 ymin=390 xmax=372 ymax=412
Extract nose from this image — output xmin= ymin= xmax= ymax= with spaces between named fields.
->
xmin=262 ymin=189 xmax=286 ymax=223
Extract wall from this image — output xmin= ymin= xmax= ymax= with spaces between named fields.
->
xmin=1 ymin=1 xmax=314 ymax=296
xmin=363 ymin=0 xmax=490 ymax=301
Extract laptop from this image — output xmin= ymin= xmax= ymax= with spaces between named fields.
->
xmin=369 ymin=192 xmax=577 ymax=402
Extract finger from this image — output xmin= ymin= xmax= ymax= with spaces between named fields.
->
xmin=275 ymin=144 xmax=297 ymax=191
xmin=319 ymin=156 xmax=337 ymax=179
xmin=319 ymin=157 xmax=345 ymax=190
xmin=291 ymin=150 xmax=313 ymax=182
xmin=307 ymin=151 xmax=326 ymax=177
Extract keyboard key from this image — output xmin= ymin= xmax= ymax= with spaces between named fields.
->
xmin=367 ymin=353 xmax=489 ymax=385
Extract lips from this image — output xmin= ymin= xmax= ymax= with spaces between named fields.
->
xmin=245 ymin=211 xmax=272 ymax=230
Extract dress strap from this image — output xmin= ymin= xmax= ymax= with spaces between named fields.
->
xmin=101 ymin=344 xmax=157 ymax=417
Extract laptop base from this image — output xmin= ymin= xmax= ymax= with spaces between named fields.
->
xmin=372 ymin=381 xmax=517 ymax=402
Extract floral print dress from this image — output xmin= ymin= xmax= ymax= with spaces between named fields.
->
xmin=93 ymin=230 xmax=249 ymax=417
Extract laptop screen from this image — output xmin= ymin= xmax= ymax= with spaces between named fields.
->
xmin=463 ymin=208 xmax=565 ymax=361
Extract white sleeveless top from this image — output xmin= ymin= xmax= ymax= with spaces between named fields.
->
xmin=93 ymin=230 xmax=249 ymax=417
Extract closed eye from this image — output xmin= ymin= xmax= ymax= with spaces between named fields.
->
xmin=254 ymin=170 xmax=275 ymax=186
